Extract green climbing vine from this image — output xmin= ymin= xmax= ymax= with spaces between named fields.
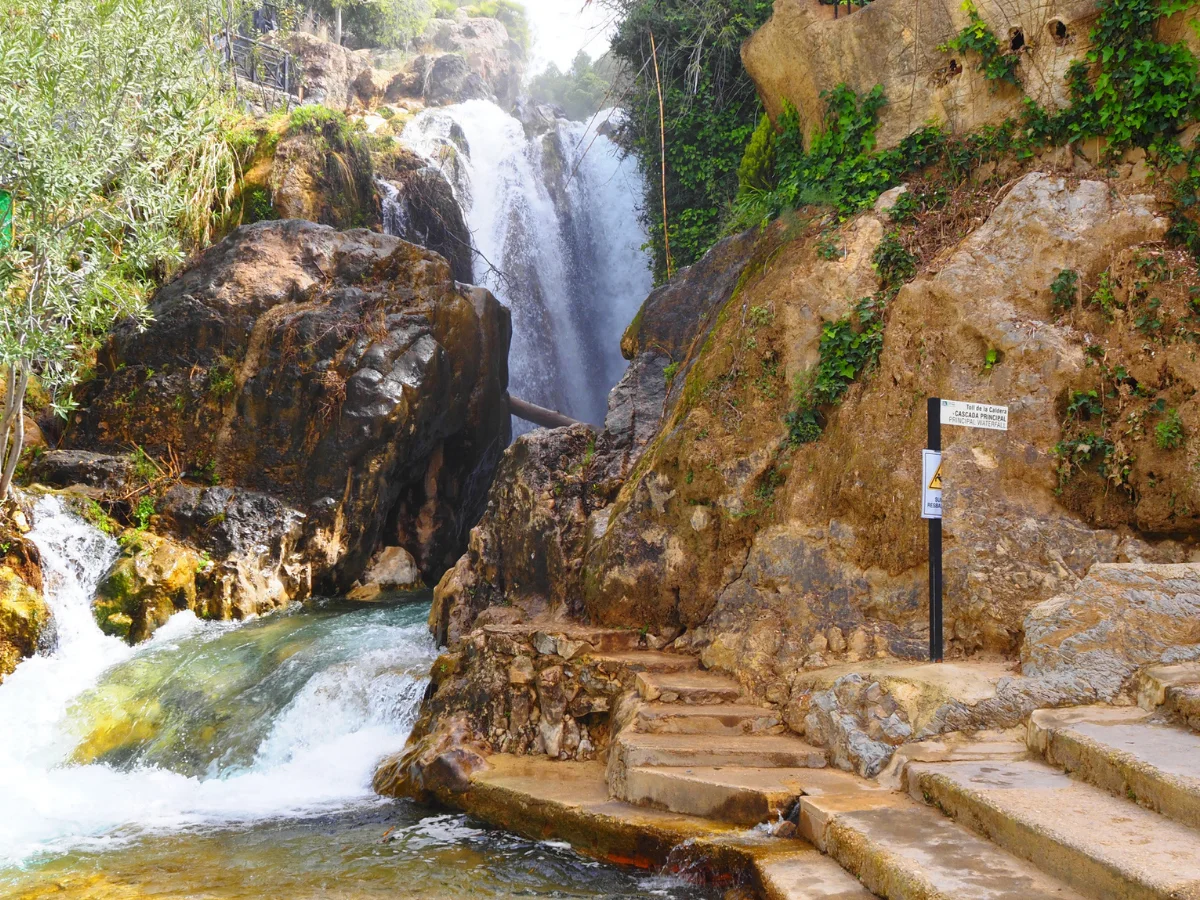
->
xmin=939 ymin=1 xmax=1022 ymax=90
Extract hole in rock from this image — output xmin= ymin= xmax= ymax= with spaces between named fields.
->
xmin=1049 ymin=19 xmax=1069 ymax=42
xmin=1010 ymin=28 xmax=1026 ymax=51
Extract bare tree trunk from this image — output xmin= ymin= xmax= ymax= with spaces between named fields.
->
xmin=649 ymin=30 xmax=674 ymax=280
xmin=335 ymin=7 xmax=342 ymax=46
xmin=0 ymin=361 xmax=30 ymax=499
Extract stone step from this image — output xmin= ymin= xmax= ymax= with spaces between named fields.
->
xmin=620 ymin=764 xmax=882 ymax=826
xmin=1166 ymin=684 xmax=1200 ymax=732
xmin=635 ymin=669 xmax=741 ymax=704
xmin=755 ymin=849 xmax=879 ymax=900
xmin=587 ymin=651 xmax=699 ymax=674
xmin=1135 ymin=662 xmax=1200 ymax=712
xmin=613 ymin=731 xmax=828 ymax=772
xmin=909 ymin=758 xmax=1200 ymax=900
xmin=798 ymin=788 xmax=1086 ymax=900
xmin=1029 ymin=705 xmax=1200 ymax=829
xmin=636 ymin=702 xmax=785 ymax=736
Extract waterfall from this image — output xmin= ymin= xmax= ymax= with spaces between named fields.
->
xmin=0 ymin=498 xmax=436 ymax=866
xmin=394 ymin=99 xmax=652 ymax=428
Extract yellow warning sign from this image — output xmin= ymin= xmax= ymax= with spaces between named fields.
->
xmin=928 ymin=461 xmax=943 ymax=491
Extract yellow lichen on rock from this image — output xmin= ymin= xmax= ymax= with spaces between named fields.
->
xmin=0 ymin=564 xmax=48 ymax=680
xmin=93 ymin=530 xmax=200 ymax=644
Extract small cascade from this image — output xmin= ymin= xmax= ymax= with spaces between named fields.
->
xmin=398 ymin=100 xmax=652 ymax=428
xmin=0 ymin=498 xmax=437 ymax=867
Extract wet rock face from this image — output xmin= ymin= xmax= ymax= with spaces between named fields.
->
xmin=94 ymin=530 xmax=201 ymax=644
xmin=67 ymin=220 xmax=510 ymax=604
xmin=0 ymin=514 xmax=46 ymax=682
xmin=430 ymin=424 xmax=599 ymax=646
xmin=378 ymin=149 xmax=474 ymax=284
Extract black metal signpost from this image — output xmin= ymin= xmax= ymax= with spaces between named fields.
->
xmin=922 ymin=396 xmax=1009 ymax=663
xmin=927 ymin=398 xmax=943 ymax=662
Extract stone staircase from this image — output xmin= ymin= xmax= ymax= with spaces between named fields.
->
xmin=597 ymin=647 xmax=1200 ymax=899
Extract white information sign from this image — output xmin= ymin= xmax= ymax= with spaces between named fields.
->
xmin=940 ymin=399 xmax=1008 ymax=431
xmin=922 ymin=449 xmax=943 ymax=520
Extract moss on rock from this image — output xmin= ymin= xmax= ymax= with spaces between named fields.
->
xmin=94 ymin=530 xmax=200 ymax=644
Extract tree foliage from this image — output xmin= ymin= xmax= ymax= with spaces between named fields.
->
xmin=303 ymin=0 xmax=433 ymax=49
xmin=0 ymin=0 xmax=237 ymax=496
xmin=601 ymin=0 xmax=774 ymax=281
xmin=528 ymin=51 xmax=614 ymax=121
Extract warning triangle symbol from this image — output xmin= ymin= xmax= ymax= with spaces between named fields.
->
xmin=928 ymin=462 xmax=943 ymax=491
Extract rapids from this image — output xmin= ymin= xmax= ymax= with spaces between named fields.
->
xmin=1 ymin=499 xmax=712 ymax=899
xmin=392 ymin=100 xmax=652 ymax=428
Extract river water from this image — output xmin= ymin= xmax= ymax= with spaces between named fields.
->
xmin=1 ymin=499 xmax=712 ymax=899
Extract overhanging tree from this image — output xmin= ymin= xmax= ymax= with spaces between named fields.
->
xmin=0 ymin=0 xmax=237 ymax=497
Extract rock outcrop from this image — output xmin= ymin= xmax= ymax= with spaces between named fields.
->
xmin=58 ymin=220 xmax=510 ymax=621
xmin=0 ymin=511 xmax=45 ymax=681
xmin=377 ymin=147 xmax=474 ymax=284
xmin=94 ymin=530 xmax=201 ymax=644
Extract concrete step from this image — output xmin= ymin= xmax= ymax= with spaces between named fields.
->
xmin=586 ymin=650 xmax=698 ymax=674
xmin=635 ymin=669 xmax=741 ymax=704
xmin=910 ymin=758 xmax=1200 ymax=900
xmin=1029 ymin=705 xmax=1200 ymax=829
xmin=798 ymin=788 xmax=1086 ymax=900
xmin=636 ymin=702 xmax=785 ymax=736
xmin=755 ymin=849 xmax=879 ymax=899
xmin=620 ymin=765 xmax=876 ymax=826
xmin=613 ymin=731 xmax=828 ymax=771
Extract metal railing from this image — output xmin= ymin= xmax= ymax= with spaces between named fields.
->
xmin=226 ymin=33 xmax=298 ymax=96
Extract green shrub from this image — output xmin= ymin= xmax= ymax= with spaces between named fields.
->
xmin=1050 ymin=269 xmax=1080 ymax=313
xmin=1156 ymin=408 xmax=1185 ymax=449
xmin=872 ymin=230 xmax=917 ymax=292
xmin=738 ymin=114 xmax=777 ymax=193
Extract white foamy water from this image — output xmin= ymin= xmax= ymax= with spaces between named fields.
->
xmin=0 ymin=498 xmax=436 ymax=868
xmin=396 ymin=100 xmax=652 ymax=427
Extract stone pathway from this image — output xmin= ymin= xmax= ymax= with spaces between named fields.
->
xmin=445 ymin=644 xmax=1200 ymax=899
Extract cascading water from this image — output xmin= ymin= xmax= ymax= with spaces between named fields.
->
xmin=392 ymin=100 xmax=652 ymax=428
xmin=1 ymin=496 xmax=437 ymax=867
xmin=1 ymin=500 xmax=713 ymax=899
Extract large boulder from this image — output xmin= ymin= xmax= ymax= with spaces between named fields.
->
xmin=419 ymin=15 xmax=524 ymax=107
xmin=430 ymin=424 xmax=597 ymax=646
xmin=66 ymin=220 xmax=510 ymax=605
xmin=282 ymin=32 xmax=390 ymax=110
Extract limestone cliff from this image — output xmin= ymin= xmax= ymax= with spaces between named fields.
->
xmin=743 ymin=0 xmax=1200 ymax=150
xmin=401 ymin=156 xmax=1200 ymax=789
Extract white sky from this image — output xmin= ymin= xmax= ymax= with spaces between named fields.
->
xmin=522 ymin=0 xmax=617 ymax=73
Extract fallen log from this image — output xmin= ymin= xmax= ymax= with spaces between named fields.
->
xmin=508 ymin=395 xmax=582 ymax=429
